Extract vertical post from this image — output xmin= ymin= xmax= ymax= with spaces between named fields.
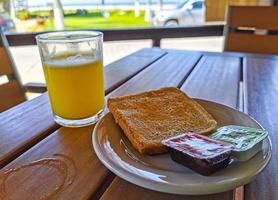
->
xmin=152 ymin=38 xmax=161 ymax=47
xmin=101 ymin=0 xmax=109 ymax=18
xmin=53 ymin=0 xmax=64 ymax=30
xmin=101 ymin=0 xmax=105 ymax=12
xmin=158 ymin=0 xmax=163 ymax=10
xmin=134 ymin=0 xmax=140 ymax=17
xmin=10 ymin=0 xmax=16 ymax=21
xmin=144 ymin=0 xmax=152 ymax=22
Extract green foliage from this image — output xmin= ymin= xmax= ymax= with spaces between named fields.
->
xmin=16 ymin=10 xmax=29 ymax=20
xmin=29 ymin=10 xmax=51 ymax=16
xmin=64 ymin=10 xmax=102 ymax=17
xmin=30 ymin=9 xmax=150 ymax=31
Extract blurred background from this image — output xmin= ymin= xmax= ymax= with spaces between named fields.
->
xmin=0 ymin=0 xmax=273 ymax=93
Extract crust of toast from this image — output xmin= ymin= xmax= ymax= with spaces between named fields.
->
xmin=108 ymin=87 xmax=217 ymax=155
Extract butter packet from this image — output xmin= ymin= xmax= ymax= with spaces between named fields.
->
xmin=210 ymin=125 xmax=268 ymax=161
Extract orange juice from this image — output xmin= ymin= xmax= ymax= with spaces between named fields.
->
xmin=43 ymin=55 xmax=104 ymax=119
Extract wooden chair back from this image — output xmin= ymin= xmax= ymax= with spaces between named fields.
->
xmin=224 ymin=6 xmax=278 ymax=54
xmin=0 ymin=30 xmax=26 ymax=112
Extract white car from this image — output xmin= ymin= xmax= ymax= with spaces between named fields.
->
xmin=152 ymin=0 xmax=205 ymax=27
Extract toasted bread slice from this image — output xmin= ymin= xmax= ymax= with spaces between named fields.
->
xmin=108 ymin=87 xmax=217 ymax=155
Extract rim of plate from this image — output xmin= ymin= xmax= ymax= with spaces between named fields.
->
xmin=92 ymin=98 xmax=272 ymax=195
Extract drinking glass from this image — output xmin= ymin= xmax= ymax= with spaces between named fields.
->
xmin=36 ymin=31 xmax=104 ymax=127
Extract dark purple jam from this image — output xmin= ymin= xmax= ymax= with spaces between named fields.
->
xmin=162 ymin=133 xmax=234 ymax=175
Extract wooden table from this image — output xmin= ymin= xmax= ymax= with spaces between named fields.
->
xmin=0 ymin=48 xmax=277 ymax=200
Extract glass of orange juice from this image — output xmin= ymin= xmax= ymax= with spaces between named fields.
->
xmin=36 ymin=31 xmax=104 ymax=127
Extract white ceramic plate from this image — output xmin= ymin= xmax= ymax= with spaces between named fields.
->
xmin=92 ymin=99 xmax=272 ymax=195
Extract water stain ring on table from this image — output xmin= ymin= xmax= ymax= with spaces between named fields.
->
xmin=0 ymin=154 xmax=76 ymax=200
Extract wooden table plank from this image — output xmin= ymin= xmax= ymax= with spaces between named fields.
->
xmin=243 ymin=57 xmax=278 ymax=200
xmin=108 ymin=51 xmax=201 ymax=98
xmin=181 ymin=54 xmax=242 ymax=200
xmin=3 ymin=49 xmax=276 ymax=200
xmin=0 ymin=48 xmax=166 ymax=169
xmin=102 ymin=52 xmax=238 ymax=200
xmin=105 ymin=48 xmax=166 ymax=94
xmin=181 ymin=55 xmax=241 ymax=108
xmin=100 ymin=178 xmax=233 ymax=200
xmin=0 ymin=126 xmax=111 ymax=200
xmin=165 ymin=48 xmax=278 ymax=60
xmin=0 ymin=94 xmax=58 ymax=168
xmin=0 ymin=50 xmax=201 ymax=199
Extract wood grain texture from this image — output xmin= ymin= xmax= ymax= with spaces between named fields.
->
xmin=0 ymin=31 xmax=26 ymax=111
xmin=104 ymin=48 xmax=166 ymax=94
xmin=243 ymin=57 xmax=278 ymax=200
xmin=225 ymin=33 xmax=278 ymax=54
xmin=181 ymin=55 xmax=241 ymax=108
xmin=205 ymin=0 xmax=259 ymax=22
xmin=4 ymin=25 xmax=224 ymax=46
xmin=0 ymin=30 xmax=23 ymax=83
xmin=0 ymin=80 xmax=25 ymax=112
xmin=102 ymin=52 xmax=236 ymax=200
xmin=0 ymin=50 xmax=202 ymax=200
xmin=101 ymin=178 xmax=233 ymax=200
xmin=228 ymin=6 xmax=278 ymax=30
xmin=0 ymin=93 xmax=58 ymax=168
xmin=181 ymin=54 xmax=241 ymax=200
xmin=0 ymin=49 xmax=165 ymax=169
xmin=4 ymin=49 xmax=277 ymax=200
xmin=107 ymin=52 xmax=201 ymax=98
xmin=0 ymin=47 xmax=13 ymax=76
xmin=224 ymin=6 xmax=278 ymax=54
xmin=166 ymin=48 xmax=278 ymax=60
xmin=0 ymin=126 xmax=111 ymax=200
xmin=0 ymin=30 xmax=14 ymax=77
